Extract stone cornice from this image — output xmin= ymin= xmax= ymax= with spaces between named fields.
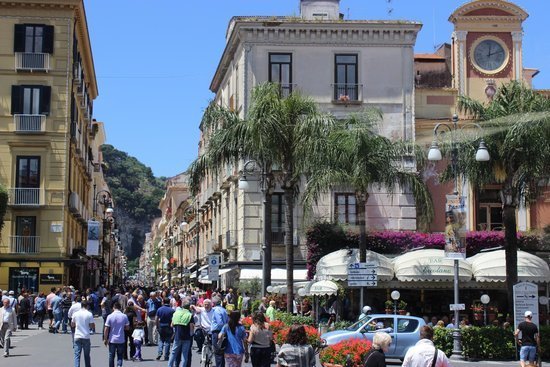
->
xmin=449 ymin=0 xmax=528 ymax=23
xmin=211 ymin=20 xmax=421 ymax=92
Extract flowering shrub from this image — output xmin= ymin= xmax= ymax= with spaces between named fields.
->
xmin=241 ymin=316 xmax=253 ymax=330
xmin=320 ymin=338 xmax=372 ymax=367
xmin=269 ymin=320 xmax=285 ymax=334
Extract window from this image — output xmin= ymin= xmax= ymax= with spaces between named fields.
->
xmin=335 ymin=193 xmax=357 ymax=225
xmin=16 ymin=216 xmax=36 ymax=237
xmin=271 ymin=193 xmax=286 ymax=243
xmin=16 ymin=156 xmax=40 ymax=188
xmin=14 ymin=24 xmax=54 ymax=54
xmin=269 ymin=53 xmax=292 ymax=97
xmin=11 ymin=85 xmax=51 ymax=115
xmin=334 ymin=54 xmax=358 ymax=100
xmin=476 ymin=188 xmax=503 ymax=231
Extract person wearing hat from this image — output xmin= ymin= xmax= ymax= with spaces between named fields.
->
xmin=359 ymin=306 xmax=372 ymax=321
xmin=515 ymin=311 xmax=540 ymax=367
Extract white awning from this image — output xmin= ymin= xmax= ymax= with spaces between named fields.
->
xmin=393 ymin=249 xmax=472 ymax=282
xmin=198 ymin=275 xmax=213 ymax=284
xmin=269 ymin=282 xmax=312 ymax=294
xmin=309 ymin=280 xmax=339 ymax=296
xmin=219 ymin=268 xmax=235 ymax=276
xmin=187 ymin=263 xmax=197 ymax=270
xmin=315 ymin=249 xmax=394 ymax=281
xmin=239 ymin=268 xmax=307 ymax=283
xmin=468 ymin=250 xmax=550 ymax=283
xmin=199 ymin=264 xmax=209 ymax=271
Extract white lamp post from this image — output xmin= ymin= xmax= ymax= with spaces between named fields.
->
xmin=391 ymin=290 xmax=400 ymax=315
xmin=428 ymin=114 xmax=490 ymax=360
xmin=480 ymin=294 xmax=490 ymax=326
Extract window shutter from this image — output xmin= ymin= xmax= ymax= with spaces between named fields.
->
xmin=42 ymin=25 xmax=54 ymax=54
xmin=14 ymin=24 xmax=26 ymax=53
xmin=11 ymin=86 xmax=23 ymax=115
xmin=40 ymin=86 xmax=51 ymax=115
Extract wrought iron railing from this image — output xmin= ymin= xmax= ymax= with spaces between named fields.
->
xmin=10 ymin=236 xmax=40 ymax=253
xmin=14 ymin=114 xmax=46 ymax=132
xmin=15 ymin=52 xmax=50 ymax=71
xmin=9 ymin=188 xmax=41 ymax=206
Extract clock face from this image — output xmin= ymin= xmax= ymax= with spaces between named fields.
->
xmin=473 ymin=39 xmax=507 ymax=72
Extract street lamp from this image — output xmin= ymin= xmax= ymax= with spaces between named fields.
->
xmin=238 ymin=160 xmax=272 ymax=295
xmin=182 ymin=204 xmax=200 ymax=287
xmin=481 ymin=294 xmax=490 ymax=326
xmin=428 ymin=113 xmax=490 ymax=360
xmin=391 ymin=290 xmax=400 ymax=315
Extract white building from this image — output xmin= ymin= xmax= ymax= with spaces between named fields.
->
xmin=193 ymin=0 xmax=422 ymax=287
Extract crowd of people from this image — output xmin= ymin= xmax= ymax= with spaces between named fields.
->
xmin=0 ymin=285 xmax=316 ymax=367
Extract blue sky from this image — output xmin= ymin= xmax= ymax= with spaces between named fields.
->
xmin=85 ymin=0 xmax=550 ymax=178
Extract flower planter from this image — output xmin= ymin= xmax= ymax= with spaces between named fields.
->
xmin=398 ymin=310 xmax=407 ymax=315
xmin=473 ymin=312 xmax=482 ymax=321
xmin=385 ymin=308 xmax=393 ymax=314
xmin=322 ymin=363 xmax=344 ymax=367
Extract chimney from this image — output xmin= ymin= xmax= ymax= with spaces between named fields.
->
xmin=300 ymin=0 xmax=341 ymax=20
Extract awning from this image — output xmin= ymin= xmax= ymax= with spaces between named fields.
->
xmin=219 ymin=268 xmax=236 ymax=276
xmin=309 ymin=280 xmax=339 ymax=296
xmin=187 ymin=263 xmax=197 ymax=271
xmin=239 ymin=268 xmax=307 ymax=283
xmin=268 ymin=281 xmax=313 ymax=294
xmin=315 ymin=249 xmax=394 ymax=281
xmin=199 ymin=264 xmax=209 ymax=271
xmin=468 ymin=250 xmax=550 ymax=283
xmin=198 ymin=275 xmax=213 ymax=284
xmin=393 ymin=249 xmax=472 ymax=282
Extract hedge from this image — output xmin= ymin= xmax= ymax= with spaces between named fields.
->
xmin=274 ymin=310 xmax=315 ymax=326
xmin=434 ymin=327 xmax=515 ymax=360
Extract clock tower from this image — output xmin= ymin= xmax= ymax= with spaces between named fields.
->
xmin=449 ymin=0 xmax=528 ymax=101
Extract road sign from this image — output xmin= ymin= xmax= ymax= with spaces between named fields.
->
xmin=513 ymin=282 xmax=539 ymax=329
xmin=348 ymin=262 xmax=377 ymax=269
xmin=208 ymin=267 xmax=219 ymax=280
xmin=348 ymin=274 xmax=377 ymax=281
xmin=349 ymin=280 xmax=377 ymax=287
xmin=348 ymin=268 xmax=377 ymax=275
xmin=449 ymin=303 xmax=465 ymax=311
xmin=208 ymin=254 xmax=221 ymax=268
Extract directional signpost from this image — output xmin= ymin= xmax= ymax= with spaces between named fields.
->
xmin=348 ymin=262 xmax=378 ymax=287
xmin=513 ymin=282 xmax=539 ymax=329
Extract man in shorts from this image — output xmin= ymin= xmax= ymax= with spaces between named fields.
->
xmin=515 ymin=310 xmax=540 ymax=367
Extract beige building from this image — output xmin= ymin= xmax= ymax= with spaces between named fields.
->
xmin=0 ymin=0 xmax=109 ymax=292
xmin=188 ymin=0 xmax=422 ymax=288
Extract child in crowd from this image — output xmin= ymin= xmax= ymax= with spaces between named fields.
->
xmin=132 ymin=321 xmax=146 ymax=361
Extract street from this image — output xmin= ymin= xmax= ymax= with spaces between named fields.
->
xmin=2 ymin=318 xmax=526 ymax=367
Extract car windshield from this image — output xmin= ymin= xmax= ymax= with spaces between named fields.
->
xmin=346 ymin=317 xmax=372 ymax=331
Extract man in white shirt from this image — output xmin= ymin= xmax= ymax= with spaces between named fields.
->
xmin=192 ymin=299 xmax=214 ymax=363
xmin=71 ymin=300 xmax=95 ymax=367
xmin=402 ymin=325 xmax=451 ymax=367
xmin=0 ymin=298 xmax=18 ymax=357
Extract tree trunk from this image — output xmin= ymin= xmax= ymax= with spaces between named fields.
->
xmin=356 ymin=192 xmax=368 ymax=307
xmin=283 ymin=186 xmax=294 ymax=313
xmin=262 ymin=191 xmax=273 ymax=295
xmin=503 ymin=204 xmax=518 ymax=315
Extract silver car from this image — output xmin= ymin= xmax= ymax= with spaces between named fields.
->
xmin=321 ymin=314 xmax=426 ymax=359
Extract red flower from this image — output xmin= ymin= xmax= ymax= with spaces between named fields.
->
xmin=320 ymin=338 xmax=372 ymax=367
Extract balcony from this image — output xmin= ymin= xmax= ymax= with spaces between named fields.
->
xmin=9 ymin=188 xmax=41 ymax=206
xmin=332 ymin=83 xmax=363 ymax=104
xmin=10 ymin=236 xmax=40 ymax=254
xmin=15 ymin=52 xmax=50 ymax=72
xmin=14 ymin=114 xmax=46 ymax=133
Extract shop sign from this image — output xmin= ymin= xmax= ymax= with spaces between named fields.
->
xmin=40 ymin=273 xmax=63 ymax=284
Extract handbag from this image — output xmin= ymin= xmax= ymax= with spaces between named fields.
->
xmin=215 ymin=332 xmax=228 ymax=355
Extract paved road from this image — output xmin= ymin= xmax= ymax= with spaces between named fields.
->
xmin=1 ymin=319 xmax=526 ymax=367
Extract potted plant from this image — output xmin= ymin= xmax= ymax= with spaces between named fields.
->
xmin=320 ymin=338 xmax=372 ymax=367
xmin=384 ymin=300 xmax=393 ymax=314
xmin=398 ymin=300 xmax=408 ymax=315
xmin=471 ymin=303 xmax=483 ymax=321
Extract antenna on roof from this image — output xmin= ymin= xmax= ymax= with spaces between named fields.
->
xmin=433 ymin=6 xmax=437 ymax=51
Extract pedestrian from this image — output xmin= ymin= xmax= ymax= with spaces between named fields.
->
xmin=359 ymin=306 xmax=372 ymax=321
xmin=276 ymin=325 xmax=315 ymax=367
xmin=168 ymin=299 xmax=194 ymax=367
xmin=0 ymin=298 xmax=18 ymax=358
xmin=104 ymin=302 xmax=130 ymax=367
xmin=146 ymin=291 xmax=160 ymax=346
xmin=123 ymin=301 xmax=137 ymax=360
xmin=258 ymin=297 xmax=267 ymax=314
xmin=240 ymin=292 xmax=251 ymax=317
xmin=266 ymin=300 xmax=276 ymax=321
xmin=101 ymin=290 xmax=113 ymax=329
xmin=247 ymin=312 xmax=272 ymax=367
xmin=515 ymin=310 xmax=540 ymax=367
xmin=34 ymin=292 xmax=46 ymax=330
xmin=72 ymin=300 xmax=95 ymax=367
xmin=211 ymin=296 xmax=229 ymax=367
xmin=220 ymin=311 xmax=248 ymax=367
xmin=61 ymin=291 xmax=73 ymax=333
xmin=193 ymin=298 xmax=214 ymax=365
xmin=402 ymin=325 xmax=451 ymax=367
xmin=156 ymin=297 xmax=175 ymax=361
xmin=51 ymin=291 xmax=63 ymax=333
xmin=68 ymin=296 xmax=83 ymax=342
xmin=131 ymin=321 xmax=145 ymax=361
xmin=18 ymin=292 xmax=31 ymax=330
xmin=46 ymin=287 xmax=56 ymax=329
xmin=364 ymin=332 xmax=391 ymax=367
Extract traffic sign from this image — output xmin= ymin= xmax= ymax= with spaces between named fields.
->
xmin=513 ymin=282 xmax=539 ymax=329
xmin=208 ymin=254 xmax=221 ymax=268
xmin=348 ymin=268 xmax=377 ymax=275
xmin=449 ymin=303 xmax=465 ymax=311
xmin=348 ymin=274 xmax=377 ymax=281
xmin=349 ymin=262 xmax=377 ymax=269
xmin=349 ymin=280 xmax=377 ymax=287
xmin=209 ymin=267 xmax=219 ymax=280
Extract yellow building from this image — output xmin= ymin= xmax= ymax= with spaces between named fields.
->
xmin=0 ymin=0 xmax=102 ymax=293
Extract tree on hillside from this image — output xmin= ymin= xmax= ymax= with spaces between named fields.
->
xmin=190 ymin=82 xmax=336 ymax=312
xmin=456 ymin=81 xmax=550 ymax=312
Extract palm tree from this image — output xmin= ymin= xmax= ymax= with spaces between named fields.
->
xmin=302 ymin=110 xmax=433 ymax=298
xmin=457 ymin=81 xmax=550 ymax=312
xmin=189 ymin=82 xmax=336 ymax=312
